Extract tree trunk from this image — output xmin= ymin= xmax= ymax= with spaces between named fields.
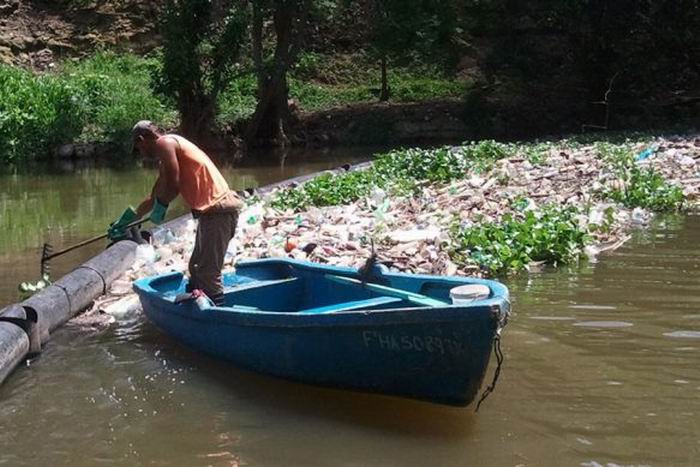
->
xmin=252 ymin=2 xmax=264 ymax=96
xmin=245 ymin=0 xmax=308 ymax=147
xmin=178 ymin=87 xmax=215 ymax=144
xmin=379 ymin=54 xmax=390 ymax=101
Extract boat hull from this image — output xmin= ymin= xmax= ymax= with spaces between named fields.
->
xmin=135 ymin=259 xmax=509 ymax=406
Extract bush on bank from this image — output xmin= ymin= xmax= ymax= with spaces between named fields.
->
xmin=0 ymin=53 xmax=175 ymax=163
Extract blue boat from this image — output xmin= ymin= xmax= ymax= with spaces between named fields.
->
xmin=133 ymin=258 xmax=510 ymax=406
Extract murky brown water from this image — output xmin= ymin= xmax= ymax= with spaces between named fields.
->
xmin=1 ymin=155 xmax=700 ymax=466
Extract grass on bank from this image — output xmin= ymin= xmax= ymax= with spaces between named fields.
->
xmin=0 ymin=52 xmax=175 ymax=163
xmin=1 ymin=50 xmax=467 ymax=162
xmin=218 ymin=52 xmax=467 ymax=124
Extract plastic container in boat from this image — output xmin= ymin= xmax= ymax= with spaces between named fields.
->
xmin=449 ymin=284 xmax=490 ymax=305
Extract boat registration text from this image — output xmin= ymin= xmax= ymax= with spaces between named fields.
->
xmin=361 ymin=330 xmax=466 ymax=355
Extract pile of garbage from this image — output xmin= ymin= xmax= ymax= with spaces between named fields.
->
xmin=85 ymin=136 xmax=699 ymax=321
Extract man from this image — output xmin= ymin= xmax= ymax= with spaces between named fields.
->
xmin=109 ymin=121 xmax=243 ymax=306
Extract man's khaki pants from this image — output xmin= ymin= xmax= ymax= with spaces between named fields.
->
xmin=188 ymin=192 xmax=241 ymax=306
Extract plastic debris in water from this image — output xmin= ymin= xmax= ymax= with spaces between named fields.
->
xmin=86 ymin=135 xmax=699 ymax=322
xmin=636 ymin=147 xmax=655 ymax=161
xmin=18 ymin=273 xmax=52 ymax=299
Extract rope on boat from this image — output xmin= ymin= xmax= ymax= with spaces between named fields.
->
xmin=475 ymin=330 xmax=504 ymax=412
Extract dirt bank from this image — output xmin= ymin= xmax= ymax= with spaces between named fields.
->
xmin=0 ymin=0 xmax=161 ymax=70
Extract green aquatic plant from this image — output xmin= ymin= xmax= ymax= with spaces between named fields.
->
xmin=448 ymin=205 xmax=591 ymax=275
xmin=594 ymin=143 xmax=684 ymax=211
xmin=270 ymin=141 xmax=516 ymax=211
xmin=18 ymin=274 xmax=52 ymax=300
xmin=606 ymin=166 xmax=684 ymax=211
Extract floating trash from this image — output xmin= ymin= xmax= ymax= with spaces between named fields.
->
xmin=80 ymin=135 xmax=700 ymax=323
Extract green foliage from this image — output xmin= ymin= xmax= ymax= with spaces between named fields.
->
xmin=607 ymin=167 xmax=684 ymax=211
xmin=462 ymin=0 xmax=700 ymax=123
xmin=449 ymin=205 xmax=591 ymax=274
xmin=217 ymin=67 xmax=466 ymax=124
xmin=292 ymin=73 xmax=465 ymax=110
xmin=270 ymin=140 xmax=514 ymax=210
xmin=64 ymin=52 xmax=176 ymax=143
xmin=217 ymin=74 xmax=258 ymax=123
xmin=369 ymin=0 xmax=459 ymax=68
xmin=519 ymin=142 xmax=554 ymax=166
xmin=159 ymin=0 xmax=248 ymax=136
xmin=595 ymin=143 xmax=685 ymax=211
xmin=389 ymin=77 xmax=465 ymax=102
xmin=0 ymin=53 xmax=173 ymax=162
xmin=271 ymin=170 xmax=377 ymax=210
xmin=0 ymin=65 xmax=84 ymax=162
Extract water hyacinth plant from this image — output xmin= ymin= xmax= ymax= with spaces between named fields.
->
xmin=271 ymin=140 xmax=515 ymax=210
xmin=605 ymin=166 xmax=684 ymax=211
xmin=448 ymin=205 xmax=591 ymax=275
xmin=596 ymin=142 xmax=684 ymax=211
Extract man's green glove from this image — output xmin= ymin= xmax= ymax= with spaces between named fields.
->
xmin=149 ymin=199 xmax=169 ymax=225
xmin=108 ymin=206 xmax=138 ymax=241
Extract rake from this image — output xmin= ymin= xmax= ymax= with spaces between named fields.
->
xmin=40 ymin=218 xmax=146 ymax=278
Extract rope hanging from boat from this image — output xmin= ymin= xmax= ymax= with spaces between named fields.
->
xmin=475 ymin=331 xmax=504 ymax=412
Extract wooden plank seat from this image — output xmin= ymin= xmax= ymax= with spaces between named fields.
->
xmin=324 ymin=274 xmax=446 ymax=306
xmin=224 ymin=277 xmax=299 ymax=294
xmin=299 ymin=296 xmax=403 ymax=314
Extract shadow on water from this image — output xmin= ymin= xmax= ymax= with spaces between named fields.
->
xmin=128 ymin=318 xmax=478 ymax=439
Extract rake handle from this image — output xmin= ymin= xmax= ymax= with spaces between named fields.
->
xmin=41 ymin=218 xmax=146 ymax=263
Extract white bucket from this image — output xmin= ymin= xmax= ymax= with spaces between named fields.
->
xmin=449 ymin=284 xmax=490 ymax=305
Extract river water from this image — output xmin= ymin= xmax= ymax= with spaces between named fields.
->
xmin=1 ymin=151 xmax=699 ymax=466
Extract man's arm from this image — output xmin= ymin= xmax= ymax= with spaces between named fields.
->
xmin=135 ymin=196 xmax=154 ymax=218
xmin=152 ymin=138 xmax=180 ymax=205
xmin=135 ymin=139 xmax=180 ymax=218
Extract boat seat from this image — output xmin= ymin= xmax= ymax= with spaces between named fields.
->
xmin=324 ymin=274 xmax=445 ymax=306
xmin=224 ymin=277 xmax=299 ymax=294
xmin=299 ymin=296 xmax=403 ymax=314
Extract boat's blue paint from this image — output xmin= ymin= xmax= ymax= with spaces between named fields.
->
xmin=133 ymin=258 xmax=510 ymax=406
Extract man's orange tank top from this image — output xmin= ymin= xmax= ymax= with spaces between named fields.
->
xmin=161 ymin=135 xmax=230 ymax=211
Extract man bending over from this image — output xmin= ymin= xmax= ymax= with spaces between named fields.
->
xmin=109 ymin=121 xmax=242 ymax=306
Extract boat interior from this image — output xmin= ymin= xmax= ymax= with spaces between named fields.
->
xmin=147 ymin=261 xmax=492 ymax=314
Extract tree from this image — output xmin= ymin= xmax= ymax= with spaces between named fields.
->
xmin=159 ymin=0 xmax=248 ymax=142
xmin=462 ymin=0 xmax=700 ymax=123
xmin=367 ymin=0 xmax=458 ymax=101
xmin=244 ymin=0 xmax=313 ymax=147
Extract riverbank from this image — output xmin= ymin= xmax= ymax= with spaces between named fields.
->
xmin=82 ymin=134 xmax=699 ymax=320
